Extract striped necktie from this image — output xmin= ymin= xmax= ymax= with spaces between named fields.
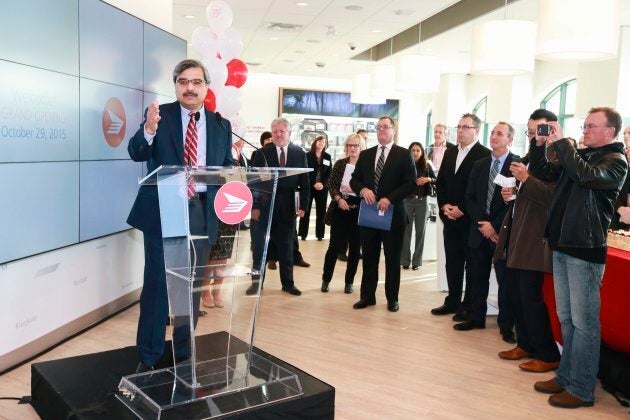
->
xmin=183 ymin=111 xmax=198 ymax=198
xmin=374 ymin=145 xmax=386 ymax=194
xmin=486 ymin=158 xmax=500 ymax=212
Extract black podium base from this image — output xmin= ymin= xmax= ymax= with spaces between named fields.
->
xmin=31 ymin=332 xmax=335 ymax=419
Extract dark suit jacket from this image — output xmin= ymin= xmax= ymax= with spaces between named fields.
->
xmin=306 ymin=151 xmax=332 ymax=188
xmin=350 ymin=143 xmax=416 ymax=226
xmin=436 ymin=142 xmax=491 ymax=238
xmin=465 ymin=152 xmax=518 ymax=248
xmin=251 ymin=143 xmax=310 ymax=229
xmin=126 ymin=101 xmax=233 ymax=235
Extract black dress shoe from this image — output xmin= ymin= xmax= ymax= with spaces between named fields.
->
xmin=501 ymin=330 xmax=517 ymax=344
xmin=344 ymin=284 xmax=353 ymax=294
xmin=267 ymin=260 xmax=277 ymax=270
xmin=321 ymin=281 xmax=330 ymax=292
xmin=453 ymin=320 xmax=486 ymax=331
xmin=337 ymin=253 xmax=348 ymax=262
xmin=452 ymin=311 xmax=470 ymax=322
xmin=353 ymin=299 xmax=375 ymax=309
xmin=431 ymin=304 xmax=457 ymax=315
xmin=282 ymin=286 xmax=302 ymax=296
xmin=245 ymin=283 xmax=260 ymax=295
xmin=402 ymin=265 xmax=409 ymax=270
xmin=295 ymin=259 xmax=311 ymax=268
xmin=387 ymin=302 xmax=399 ymax=312
xmin=412 ymin=266 xmax=420 ymax=270
xmin=135 ymin=362 xmax=154 ymax=374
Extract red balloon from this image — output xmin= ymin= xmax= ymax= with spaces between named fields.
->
xmin=226 ymin=59 xmax=248 ymax=88
xmin=204 ymin=88 xmax=216 ymax=111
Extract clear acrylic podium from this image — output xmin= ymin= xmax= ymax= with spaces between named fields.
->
xmin=117 ymin=165 xmax=311 ymax=419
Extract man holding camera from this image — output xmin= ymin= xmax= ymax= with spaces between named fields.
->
xmin=533 ymin=107 xmax=627 ymax=408
xmin=494 ymin=109 xmax=562 ymax=371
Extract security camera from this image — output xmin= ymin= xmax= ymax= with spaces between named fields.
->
xmin=315 ymin=62 xmax=325 ymax=68
xmin=348 ymin=42 xmax=357 ymax=51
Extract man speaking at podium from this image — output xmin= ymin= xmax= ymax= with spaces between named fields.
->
xmin=127 ymin=59 xmax=233 ymax=373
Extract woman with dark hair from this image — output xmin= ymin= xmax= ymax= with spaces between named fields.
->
xmin=321 ymin=133 xmax=363 ymax=293
xmin=401 ymin=142 xmax=436 ymax=270
xmin=299 ymin=135 xmax=332 ymax=240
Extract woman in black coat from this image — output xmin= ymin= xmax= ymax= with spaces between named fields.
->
xmin=298 ymin=135 xmax=331 ymax=240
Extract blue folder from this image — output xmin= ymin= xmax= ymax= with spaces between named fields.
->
xmin=358 ymin=200 xmax=394 ymax=231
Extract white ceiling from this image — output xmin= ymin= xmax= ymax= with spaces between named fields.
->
xmin=172 ymin=0 xmax=630 ymax=79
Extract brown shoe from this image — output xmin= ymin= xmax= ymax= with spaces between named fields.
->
xmin=267 ymin=261 xmax=277 ymax=270
xmin=519 ymin=359 xmax=560 ymax=373
xmin=498 ymin=347 xmax=532 ymax=360
xmin=534 ymin=378 xmax=564 ymax=394
xmin=548 ymin=391 xmax=594 ymax=408
xmin=295 ymin=259 xmax=311 ymax=268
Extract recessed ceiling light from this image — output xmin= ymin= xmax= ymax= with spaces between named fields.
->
xmin=296 ymin=2 xmax=309 ymax=6
xmin=295 ymin=50 xmax=306 ymax=54
xmin=270 ymin=37 xmax=279 ymax=41
xmin=394 ymin=9 xmax=414 ymax=16
xmin=371 ymin=29 xmax=382 ymax=33
xmin=344 ymin=5 xmax=363 ymax=11
xmin=187 ymin=43 xmax=192 ymax=46
xmin=184 ymin=15 xmax=195 ymax=19
xmin=306 ymin=39 xmax=321 ymax=43
xmin=284 ymin=59 xmax=295 ymax=63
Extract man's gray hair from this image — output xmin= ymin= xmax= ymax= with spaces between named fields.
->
xmin=271 ymin=117 xmax=291 ymax=130
xmin=172 ymin=59 xmax=210 ymax=84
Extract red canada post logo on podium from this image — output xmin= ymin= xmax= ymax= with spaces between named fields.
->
xmin=214 ymin=181 xmax=253 ymax=225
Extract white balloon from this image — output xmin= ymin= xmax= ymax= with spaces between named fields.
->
xmin=202 ymin=56 xmax=228 ymax=88
xmin=215 ymin=86 xmax=242 ymax=118
xmin=206 ymin=0 xmax=233 ymax=35
xmin=191 ymin=26 xmax=218 ymax=58
xmin=217 ymin=28 xmax=243 ymax=62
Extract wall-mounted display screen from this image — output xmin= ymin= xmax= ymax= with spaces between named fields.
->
xmin=0 ymin=0 xmax=186 ymax=264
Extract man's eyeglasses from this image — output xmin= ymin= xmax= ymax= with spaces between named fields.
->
xmin=525 ymin=130 xmax=536 ymax=137
xmin=176 ymin=78 xmax=206 ymax=87
xmin=456 ymin=125 xmax=476 ymax=130
xmin=581 ymin=124 xmax=611 ymax=131
xmin=375 ymin=125 xmax=393 ymax=130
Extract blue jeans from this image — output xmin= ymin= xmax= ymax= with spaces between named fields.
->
xmin=552 ymin=251 xmax=604 ymax=402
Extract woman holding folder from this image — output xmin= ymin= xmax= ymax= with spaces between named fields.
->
xmin=320 ymin=133 xmax=363 ymax=294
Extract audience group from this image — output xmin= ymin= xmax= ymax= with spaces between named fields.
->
xmin=247 ymin=108 xmax=628 ymax=410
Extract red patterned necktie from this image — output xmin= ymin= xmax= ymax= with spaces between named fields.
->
xmin=183 ymin=111 xmax=198 ymax=198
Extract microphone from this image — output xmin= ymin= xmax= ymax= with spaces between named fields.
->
xmin=194 ymin=111 xmax=200 ymax=122
xmin=215 ymin=112 xmax=268 ymax=168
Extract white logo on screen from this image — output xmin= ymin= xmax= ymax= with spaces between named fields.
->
xmin=222 ymin=193 xmax=247 ymax=213
xmin=106 ymin=109 xmax=124 ymax=135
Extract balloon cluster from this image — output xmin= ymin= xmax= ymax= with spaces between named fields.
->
xmin=191 ymin=0 xmax=248 ymax=139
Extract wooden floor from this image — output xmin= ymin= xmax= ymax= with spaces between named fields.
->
xmin=0 ymin=237 xmax=627 ymax=419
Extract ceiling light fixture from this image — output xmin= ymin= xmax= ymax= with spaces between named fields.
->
xmin=396 ymin=25 xmax=440 ymax=93
xmin=344 ymin=5 xmax=363 ymax=11
xmin=184 ymin=15 xmax=195 ymax=19
xmin=536 ymin=0 xmax=620 ymax=61
xmin=470 ymin=1 xmax=536 ymax=75
xmin=370 ymin=38 xmax=396 ymax=98
xmin=296 ymin=2 xmax=309 ymax=6
xmin=351 ymin=73 xmax=386 ymax=104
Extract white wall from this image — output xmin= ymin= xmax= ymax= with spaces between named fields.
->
xmin=103 ymin=0 xmax=172 ymax=32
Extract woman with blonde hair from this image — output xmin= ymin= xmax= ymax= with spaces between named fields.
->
xmin=320 ymin=133 xmax=363 ymax=293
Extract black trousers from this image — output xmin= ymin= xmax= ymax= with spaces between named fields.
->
xmin=442 ymin=233 xmax=472 ymax=311
xmin=298 ymin=187 xmax=328 ymax=239
xmin=322 ymin=207 xmax=360 ymax=284
xmin=359 ymin=224 xmax=404 ymax=304
xmin=507 ymin=267 xmax=560 ymax=362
